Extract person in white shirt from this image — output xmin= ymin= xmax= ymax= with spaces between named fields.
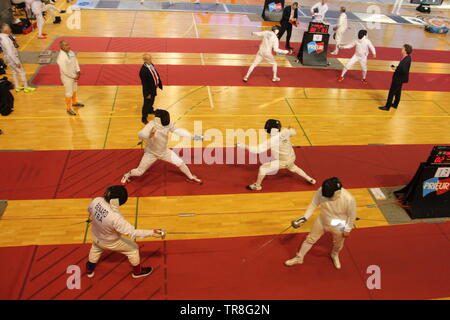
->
xmin=86 ymin=185 xmax=166 ymax=278
xmin=285 ymin=177 xmax=357 ymax=269
xmin=28 ymin=0 xmax=46 ymax=39
xmin=243 ymin=26 xmax=291 ymax=83
xmin=0 ymin=24 xmax=36 ymax=93
xmin=392 ymin=0 xmax=404 ymax=15
xmin=236 ymin=119 xmax=316 ymax=191
xmin=310 ymin=0 xmax=328 ymax=23
xmin=337 ymin=29 xmax=376 ymax=84
xmin=330 ymin=7 xmax=347 ymax=55
xmin=121 ymin=109 xmax=204 ymax=185
xmin=56 ymin=40 xmax=84 ymax=115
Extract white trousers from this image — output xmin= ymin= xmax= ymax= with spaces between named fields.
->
xmin=245 ymin=51 xmax=277 ymax=78
xmin=392 ymin=0 xmax=404 ymax=15
xmin=344 ymin=55 xmax=368 ymax=72
xmin=332 ymin=29 xmax=346 ymax=53
xmin=88 ymin=236 xmax=140 ymax=266
xmin=61 ymin=75 xmax=77 ymax=97
xmin=4 ymin=56 xmax=28 ymax=89
xmin=43 ymin=4 xmax=59 ymax=18
xmin=34 ymin=12 xmax=45 ymax=37
xmin=129 ymin=149 xmax=185 ymax=177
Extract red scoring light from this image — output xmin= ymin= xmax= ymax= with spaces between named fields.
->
xmin=434 ymin=156 xmax=445 ymax=163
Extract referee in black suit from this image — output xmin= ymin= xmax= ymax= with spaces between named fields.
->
xmin=379 ymin=44 xmax=412 ymax=111
xmin=278 ymin=2 xmax=298 ymax=50
xmin=139 ymin=53 xmax=163 ymax=124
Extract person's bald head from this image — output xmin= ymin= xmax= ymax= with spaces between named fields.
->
xmin=143 ymin=54 xmax=153 ymax=64
xmin=60 ymin=40 xmax=71 ymax=53
xmin=1 ymin=23 xmax=11 ymax=35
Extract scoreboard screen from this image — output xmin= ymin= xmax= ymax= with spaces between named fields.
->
xmin=410 ymin=0 xmax=443 ymax=5
xmin=427 ymin=146 xmax=450 ymax=165
xmin=308 ymin=22 xmax=329 ymax=34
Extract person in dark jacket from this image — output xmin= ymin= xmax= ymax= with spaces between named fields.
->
xmin=379 ymin=44 xmax=412 ymax=111
xmin=139 ymin=53 xmax=162 ymax=124
xmin=278 ymin=2 xmax=298 ymax=50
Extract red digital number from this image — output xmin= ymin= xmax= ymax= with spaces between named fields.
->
xmin=434 ymin=156 xmax=445 ymax=163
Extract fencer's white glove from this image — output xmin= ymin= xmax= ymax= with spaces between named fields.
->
xmin=152 ymin=229 xmax=166 ymax=239
xmin=291 ymin=217 xmax=307 ymax=229
xmin=193 ymin=134 xmax=204 ymax=141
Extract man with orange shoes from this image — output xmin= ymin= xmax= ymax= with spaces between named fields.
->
xmin=56 ymin=40 xmax=84 ymax=115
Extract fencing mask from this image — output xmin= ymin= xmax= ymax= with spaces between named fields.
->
xmin=104 ymin=185 xmax=128 ymax=206
xmin=272 ymin=25 xmax=280 ymax=35
xmin=321 ymin=177 xmax=342 ymax=198
xmin=155 ymin=109 xmax=170 ymax=126
xmin=358 ymin=30 xmax=368 ymax=40
xmin=264 ymin=119 xmax=281 ymax=134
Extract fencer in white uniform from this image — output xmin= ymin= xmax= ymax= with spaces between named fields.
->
xmin=237 ymin=119 xmax=316 ymax=191
xmin=56 ymin=40 xmax=84 ymax=115
xmin=285 ymin=177 xmax=357 ymax=269
xmin=330 ymin=7 xmax=348 ymax=55
xmin=121 ymin=109 xmax=204 ymax=185
xmin=243 ymin=26 xmax=290 ymax=83
xmin=29 ymin=0 xmax=46 ymax=39
xmin=310 ymin=0 xmax=328 ymax=23
xmin=86 ymin=185 xmax=166 ymax=278
xmin=0 ymin=24 xmax=36 ymax=93
xmin=338 ymin=30 xmax=376 ymax=84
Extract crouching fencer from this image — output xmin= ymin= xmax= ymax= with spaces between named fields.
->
xmin=285 ymin=177 xmax=356 ymax=269
xmin=86 ymin=185 xmax=166 ymax=278
xmin=243 ymin=26 xmax=291 ymax=83
xmin=121 ymin=109 xmax=204 ymax=185
xmin=237 ymin=119 xmax=316 ymax=191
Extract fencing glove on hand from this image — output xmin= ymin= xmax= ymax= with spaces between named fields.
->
xmin=291 ymin=217 xmax=307 ymax=229
xmin=152 ymin=229 xmax=166 ymax=239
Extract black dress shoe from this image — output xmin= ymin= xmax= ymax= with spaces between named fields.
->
xmin=378 ymin=106 xmax=390 ymax=111
xmin=392 ymin=105 xmax=398 ymax=109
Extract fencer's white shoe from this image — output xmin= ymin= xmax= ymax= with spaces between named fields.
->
xmin=246 ymin=183 xmax=262 ymax=191
xmin=242 ymin=77 xmax=248 ymax=82
xmin=330 ymin=51 xmax=338 ymax=55
xmin=121 ymin=173 xmax=131 ymax=185
xmin=331 ymin=254 xmax=341 ymax=269
xmin=272 ymin=77 xmax=281 ymax=82
xmin=309 ymin=178 xmax=316 ymax=185
xmin=337 ymin=76 xmax=344 ymax=82
xmin=187 ymin=176 xmax=203 ymax=185
xmin=285 ymin=256 xmax=303 ymax=266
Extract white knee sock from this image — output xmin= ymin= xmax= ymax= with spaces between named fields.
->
xmin=341 ymin=68 xmax=348 ymax=77
xmin=272 ymin=64 xmax=278 ymax=78
xmin=12 ymin=73 xmax=20 ymax=88
xmin=289 ymin=165 xmax=312 ymax=181
xmin=297 ymin=241 xmax=313 ymax=260
xmin=362 ymin=70 xmax=367 ymax=79
xmin=255 ymin=173 xmax=266 ymax=186
xmin=179 ymin=164 xmax=194 ymax=179
xmin=20 ymin=72 xmax=28 ymax=89
xmin=245 ymin=64 xmax=257 ymax=79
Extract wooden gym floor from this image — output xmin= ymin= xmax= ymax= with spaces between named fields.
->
xmin=0 ymin=0 xmax=449 ymax=299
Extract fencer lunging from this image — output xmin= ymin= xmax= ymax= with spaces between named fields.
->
xmin=86 ymin=185 xmax=166 ymax=278
xmin=243 ymin=26 xmax=290 ymax=83
xmin=121 ymin=109 xmax=204 ymax=185
xmin=237 ymin=119 xmax=316 ymax=191
xmin=0 ymin=24 xmax=36 ymax=93
xmin=285 ymin=177 xmax=357 ymax=269
xmin=338 ymin=30 xmax=376 ymax=84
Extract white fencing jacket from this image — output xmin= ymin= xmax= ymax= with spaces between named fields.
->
xmin=303 ymin=187 xmax=357 ymax=232
xmin=88 ymin=197 xmax=156 ymax=243
xmin=241 ymin=128 xmax=297 ymax=163
xmin=253 ymin=31 xmax=289 ymax=56
xmin=56 ymin=50 xmax=80 ymax=79
xmin=0 ymin=33 xmax=20 ymax=65
xmin=138 ymin=118 xmax=193 ymax=157
xmin=341 ymin=36 xmax=376 ymax=59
